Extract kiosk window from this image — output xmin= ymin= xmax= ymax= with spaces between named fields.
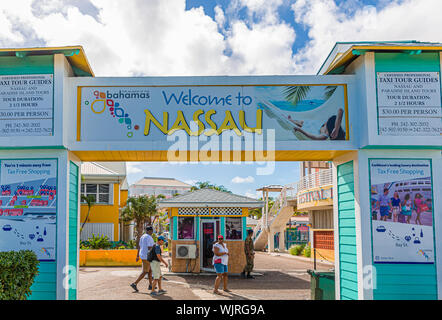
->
xmin=225 ymin=217 xmax=242 ymax=240
xmin=178 ymin=217 xmax=195 ymax=240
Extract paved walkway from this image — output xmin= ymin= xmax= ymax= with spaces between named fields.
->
xmin=78 ymin=252 xmax=333 ymax=300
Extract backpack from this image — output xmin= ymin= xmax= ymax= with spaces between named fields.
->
xmin=147 ymin=244 xmax=158 ymax=262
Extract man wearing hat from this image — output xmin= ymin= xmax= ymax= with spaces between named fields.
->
xmin=130 ymin=226 xmax=154 ymax=292
xmin=149 ymin=236 xmax=169 ymax=296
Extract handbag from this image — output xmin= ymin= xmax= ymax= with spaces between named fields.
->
xmin=214 ymin=258 xmax=222 ymax=264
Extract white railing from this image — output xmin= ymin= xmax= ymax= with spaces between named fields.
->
xmin=297 ymin=168 xmax=333 ymax=192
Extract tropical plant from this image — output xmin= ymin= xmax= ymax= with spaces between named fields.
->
xmin=80 ymin=194 xmax=95 ymax=236
xmin=248 ymin=197 xmax=274 ymax=220
xmin=190 ymin=181 xmax=231 ymax=193
xmin=87 ymin=234 xmax=112 ymax=249
xmin=289 ymin=244 xmax=306 ymax=256
xmin=0 ymin=250 xmax=40 ymax=300
xmin=302 ymin=245 xmax=311 ymax=258
xmin=120 ymin=194 xmax=164 ymax=247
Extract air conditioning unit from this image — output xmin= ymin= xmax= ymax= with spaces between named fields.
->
xmin=176 ymin=244 xmax=197 ymax=259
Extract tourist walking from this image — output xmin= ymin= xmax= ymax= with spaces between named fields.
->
xmin=130 ymin=226 xmax=154 ymax=292
xmin=213 ymin=235 xmax=230 ymax=295
xmin=149 ymin=236 xmax=168 ymax=296
xmin=241 ymin=229 xmax=255 ymax=279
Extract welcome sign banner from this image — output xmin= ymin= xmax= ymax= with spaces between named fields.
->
xmin=78 ymin=84 xmax=349 ymax=148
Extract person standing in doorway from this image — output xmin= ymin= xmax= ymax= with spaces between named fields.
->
xmin=213 ymin=235 xmax=230 ymax=295
xmin=130 ymin=226 xmax=154 ymax=292
xmin=149 ymin=236 xmax=168 ymax=296
xmin=377 ymin=188 xmax=391 ymax=222
xmin=241 ymin=229 xmax=255 ymax=279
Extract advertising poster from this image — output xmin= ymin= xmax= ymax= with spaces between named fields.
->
xmin=369 ymin=159 xmax=434 ymax=264
xmin=0 ymin=74 xmax=54 ymax=136
xmin=79 ymin=84 xmax=348 ymax=145
xmin=0 ymin=159 xmax=57 ymax=261
xmin=376 ymin=72 xmax=442 ymax=136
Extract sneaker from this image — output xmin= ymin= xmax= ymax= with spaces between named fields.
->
xmin=158 ymin=289 xmax=167 ymax=294
xmin=130 ymin=283 xmax=138 ymax=292
xmin=150 ymin=291 xmax=160 ymax=296
xmin=246 ymin=275 xmax=255 ymax=279
xmin=148 ymin=284 xmax=152 ymax=290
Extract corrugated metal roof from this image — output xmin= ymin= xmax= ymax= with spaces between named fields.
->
xmin=132 ymin=177 xmax=192 ymax=188
xmin=158 ymin=188 xmax=264 ymax=208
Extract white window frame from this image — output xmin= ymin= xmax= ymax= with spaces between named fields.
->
xmin=81 ymin=183 xmax=113 ymax=205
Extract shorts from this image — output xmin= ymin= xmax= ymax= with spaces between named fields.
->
xmin=402 ymin=210 xmax=412 ymax=216
xmin=392 ymin=207 xmax=400 ymax=215
xmin=150 ymin=260 xmax=162 ymax=280
xmin=141 ymin=259 xmax=151 ymax=273
xmin=214 ymin=263 xmax=228 ymax=274
xmin=380 ymin=206 xmax=389 ymax=217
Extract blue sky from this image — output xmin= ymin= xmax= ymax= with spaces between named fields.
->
xmin=1 ymin=0 xmax=439 ymax=197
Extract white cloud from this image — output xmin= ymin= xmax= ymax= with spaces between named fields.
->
xmin=126 ymin=164 xmax=142 ymax=174
xmin=0 ymin=0 xmax=441 ymax=78
xmin=232 ymin=176 xmax=255 ymax=183
xmin=291 ymin=0 xmax=442 ymax=74
xmin=184 ymin=179 xmax=197 ymax=186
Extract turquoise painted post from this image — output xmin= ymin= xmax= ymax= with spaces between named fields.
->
xmin=220 ymin=217 xmax=225 ymax=237
xmin=337 ymin=161 xmax=358 ymax=300
xmin=195 ymin=217 xmax=200 ymax=240
xmin=173 ymin=217 xmax=178 ymax=241
xmin=68 ymin=162 xmax=79 ymax=300
xmin=242 ymin=217 xmax=247 ymax=240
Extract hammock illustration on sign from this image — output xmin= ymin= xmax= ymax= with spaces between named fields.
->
xmin=256 ymin=85 xmax=346 ymax=141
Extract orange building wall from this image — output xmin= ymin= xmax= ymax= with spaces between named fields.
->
xmin=80 ymin=184 xmax=122 ymax=241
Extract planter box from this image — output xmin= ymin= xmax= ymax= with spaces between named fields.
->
xmin=80 ymin=249 xmax=142 ymax=267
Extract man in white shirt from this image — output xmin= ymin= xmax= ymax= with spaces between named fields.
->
xmin=130 ymin=226 xmax=154 ymax=292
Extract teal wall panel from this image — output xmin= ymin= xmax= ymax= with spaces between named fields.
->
xmin=173 ymin=217 xmax=178 ymax=240
xmin=337 ymin=161 xmax=358 ymax=300
xmin=28 ymin=261 xmax=56 ymax=300
xmin=375 ymin=52 xmax=440 ymax=72
xmin=0 ymin=56 xmax=54 ymax=75
xmin=68 ymin=162 xmax=79 ymax=300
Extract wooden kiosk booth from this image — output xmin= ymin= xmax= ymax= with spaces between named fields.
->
xmin=158 ymin=188 xmax=264 ymax=273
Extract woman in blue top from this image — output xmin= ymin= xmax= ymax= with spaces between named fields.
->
xmin=390 ymin=192 xmax=401 ymax=222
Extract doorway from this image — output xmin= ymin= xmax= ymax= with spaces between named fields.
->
xmin=200 ymin=219 xmax=220 ymax=272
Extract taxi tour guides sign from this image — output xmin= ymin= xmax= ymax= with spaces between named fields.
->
xmin=376 ymin=72 xmax=442 ymax=136
xmin=0 ymin=74 xmax=54 ymax=136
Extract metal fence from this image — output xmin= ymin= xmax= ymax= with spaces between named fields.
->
xmin=80 ymin=222 xmax=114 ymax=241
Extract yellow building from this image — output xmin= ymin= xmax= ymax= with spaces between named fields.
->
xmin=80 ymin=162 xmax=128 ymax=241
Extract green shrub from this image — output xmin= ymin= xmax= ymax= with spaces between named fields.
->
xmin=0 ymin=250 xmax=40 ymax=300
xmin=302 ymin=246 xmax=311 ymax=257
xmin=126 ymin=240 xmax=136 ymax=249
xmin=87 ymin=234 xmax=112 ymax=249
xmin=289 ymin=244 xmax=305 ymax=256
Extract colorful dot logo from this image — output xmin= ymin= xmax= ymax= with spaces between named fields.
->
xmin=85 ymin=91 xmax=141 ymax=138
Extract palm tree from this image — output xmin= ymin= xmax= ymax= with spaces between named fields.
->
xmin=120 ymin=194 xmax=164 ymax=247
xmin=190 ymin=181 xmax=231 ymax=193
xmin=80 ymin=194 xmax=95 ymax=236
xmin=283 ymin=85 xmax=337 ymax=107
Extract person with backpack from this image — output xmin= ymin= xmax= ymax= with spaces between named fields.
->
xmin=148 ymin=236 xmax=168 ymax=296
xmin=130 ymin=226 xmax=154 ymax=292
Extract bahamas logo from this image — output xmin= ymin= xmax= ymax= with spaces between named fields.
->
xmin=85 ymin=90 xmax=143 ymax=138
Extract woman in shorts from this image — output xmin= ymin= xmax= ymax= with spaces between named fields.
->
xmin=212 ymin=235 xmax=230 ymax=295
